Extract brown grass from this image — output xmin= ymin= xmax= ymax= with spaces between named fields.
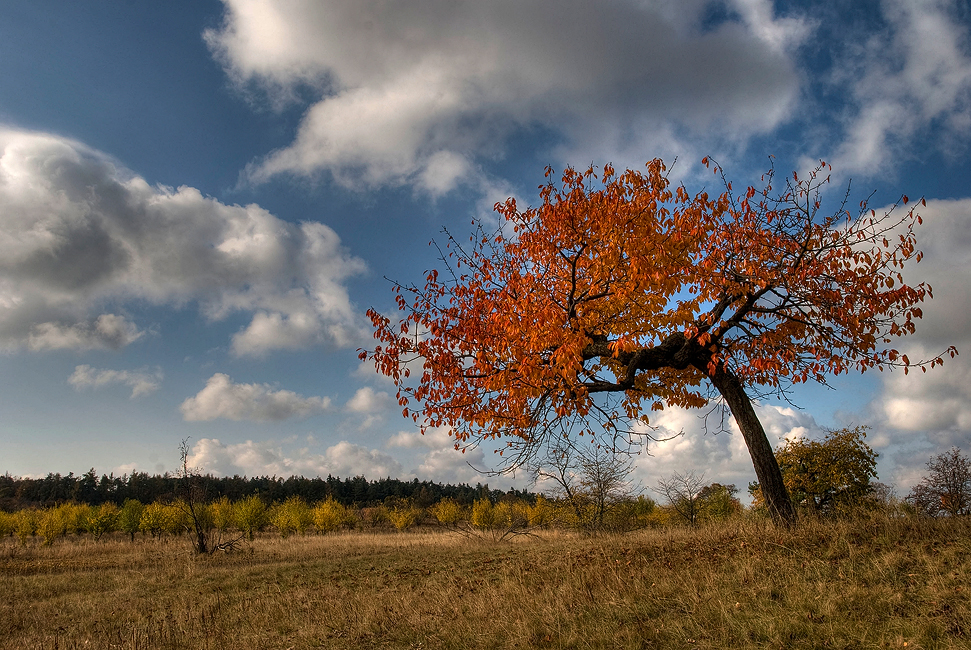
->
xmin=1 ymin=514 xmax=970 ymax=649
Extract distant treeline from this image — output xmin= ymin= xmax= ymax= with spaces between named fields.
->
xmin=0 ymin=470 xmax=534 ymax=512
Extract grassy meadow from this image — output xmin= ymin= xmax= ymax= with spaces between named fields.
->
xmin=2 ymin=514 xmax=970 ymax=649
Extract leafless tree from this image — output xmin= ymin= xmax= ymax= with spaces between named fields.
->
xmin=907 ymin=448 xmax=971 ymax=517
xmin=529 ymin=434 xmax=638 ymax=531
xmin=178 ymin=438 xmax=242 ymax=553
xmin=656 ymin=471 xmax=707 ymax=526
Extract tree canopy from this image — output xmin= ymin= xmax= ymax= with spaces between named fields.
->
xmin=364 ymin=159 xmax=956 ymax=523
xmin=750 ymin=426 xmax=878 ymax=515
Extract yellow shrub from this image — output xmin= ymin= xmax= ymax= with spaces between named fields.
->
xmin=313 ymin=498 xmax=354 ymax=533
xmin=271 ymin=496 xmax=313 ymax=537
xmin=139 ymin=502 xmax=173 ymax=538
xmin=527 ymin=495 xmax=554 ymax=528
xmin=38 ymin=505 xmax=70 ymax=546
xmin=166 ymin=502 xmax=192 ymax=535
xmin=429 ymin=498 xmax=464 ymax=527
xmin=389 ymin=505 xmax=424 ymax=531
xmin=15 ymin=509 xmax=37 ymax=545
xmin=89 ymin=503 xmax=121 ymax=539
xmin=0 ymin=510 xmax=15 ymax=537
xmin=470 ymin=499 xmax=496 ymax=530
xmin=234 ymin=495 xmax=269 ymax=540
xmin=63 ymin=503 xmax=93 ymax=535
xmin=211 ymin=496 xmax=234 ymax=532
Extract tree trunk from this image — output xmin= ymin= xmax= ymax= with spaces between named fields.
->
xmin=710 ymin=369 xmax=796 ymax=525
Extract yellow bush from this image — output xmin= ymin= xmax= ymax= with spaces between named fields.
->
xmin=139 ymin=502 xmax=173 ymax=538
xmin=89 ymin=503 xmax=121 ymax=539
xmin=166 ymin=502 xmax=192 ymax=535
xmin=15 ymin=509 xmax=37 ymax=545
xmin=492 ymin=500 xmax=528 ymax=530
xmin=271 ymin=496 xmax=313 ymax=537
xmin=429 ymin=498 xmax=464 ymax=527
xmin=527 ymin=495 xmax=554 ymax=528
xmin=38 ymin=505 xmax=70 ymax=546
xmin=0 ymin=510 xmax=15 ymax=537
xmin=211 ymin=496 xmax=234 ymax=532
xmin=313 ymin=498 xmax=354 ymax=533
xmin=63 ymin=503 xmax=93 ymax=535
xmin=389 ymin=504 xmax=424 ymax=531
xmin=470 ymin=499 xmax=496 ymax=530
xmin=234 ymin=495 xmax=269 ymax=540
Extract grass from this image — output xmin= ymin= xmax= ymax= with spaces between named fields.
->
xmin=1 ymin=514 xmax=970 ymax=649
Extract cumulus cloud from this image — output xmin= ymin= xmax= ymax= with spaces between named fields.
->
xmin=187 ymin=437 xmax=403 ymax=478
xmin=344 ymin=386 xmax=393 ymax=430
xmin=387 ymin=425 xmax=454 ymax=450
xmin=416 ymin=445 xmax=491 ymax=486
xmin=631 ymin=403 xmax=826 ymax=494
xmin=862 ymin=198 xmax=971 ymax=486
xmin=28 ymin=314 xmax=145 ymax=351
xmin=345 ymin=386 xmax=391 ymax=413
xmin=180 ymin=373 xmax=331 ymax=421
xmin=207 ymin=0 xmax=806 ymax=193
xmin=827 ymin=0 xmax=971 ymax=175
xmin=68 ymin=364 xmax=163 ymax=398
xmin=0 ymin=128 xmax=366 ymax=355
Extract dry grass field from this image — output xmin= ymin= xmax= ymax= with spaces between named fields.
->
xmin=2 ymin=515 xmax=970 ymax=649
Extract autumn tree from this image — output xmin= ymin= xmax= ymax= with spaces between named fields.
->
xmin=749 ymin=426 xmax=878 ymax=515
xmin=907 ymin=448 xmax=971 ymax=517
xmin=696 ymin=483 xmax=742 ymax=521
xmin=364 ymin=159 xmax=955 ymax=524
xmin=118 ymin=499 xmax=144 ymax=542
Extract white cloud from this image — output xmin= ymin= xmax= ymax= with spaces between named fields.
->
xmin=387 ymin=425 xmax=453 ymax=450
xmin=187 ymin=437 xmax=403 ymax=478
xmin=345 ymin=386 xmax=391 ymax=414
xmin=28 ymin=314 xmax=145 ymax=351
xmin=862 ymin=198 xmax=971 ymax=486
xmin=631 ymin=403 xmax=826 ymax=496
xmin=68 ymin=364 xmax=163 ymax=398
xmin=416 ymin=446 xmax=490 ymax=486
xmin=0 ymin=128 xmax=366 ymax=355
xmin=207 ymin=0 xmax=806 ymax=193
xmin=180 ymin=373 xmax=331 ymax=421
xmin=829 ymin=0 xmax=971 ymax=174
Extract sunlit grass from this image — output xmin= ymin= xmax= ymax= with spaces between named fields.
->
xmin=2 ymin=514 xmax=969 ymax=649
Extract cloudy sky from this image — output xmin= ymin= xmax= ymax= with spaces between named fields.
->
xmin=1 ymin=0 xmax=969 ymax=497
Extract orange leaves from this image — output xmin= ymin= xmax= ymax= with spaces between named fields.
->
xmin=359 ymin=157 xmax=947 ymax=448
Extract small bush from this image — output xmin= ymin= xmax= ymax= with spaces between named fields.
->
xmin=89 ymin=503 xmax=121 ymax=539
xmin=234 ymin=495 xmax=269 ymax=540
xmin=139 ymin=502 xmax=174 ymax=539
xmin=15 ymin=509 xmax=37 ymax=545
xmin=118 ymin=499 xmax=144 ymax=541
xmin=313 ymin=498 xmax=355 ymax=533
xmin=470 ymin=499 xmax=496 ymax=530
xmin=271 ymin=496 xmax=313 ymax=538
xmin=429 ymin=498 xmax=464 ymax=527
xmin=388 ymin=504 xmax=424 ymax=531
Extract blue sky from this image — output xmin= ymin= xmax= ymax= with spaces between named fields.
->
xmin=1 ymin=0 xmax=969 ymax=496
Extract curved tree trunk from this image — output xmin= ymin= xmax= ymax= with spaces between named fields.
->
xmin=710 ymin=369 xmax=797 ymax=525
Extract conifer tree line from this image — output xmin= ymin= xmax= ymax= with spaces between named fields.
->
xmin=0 ymin=471 xmax=528 ymax=512
xmin=2 ymin=433 xmax=968 ymax=551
